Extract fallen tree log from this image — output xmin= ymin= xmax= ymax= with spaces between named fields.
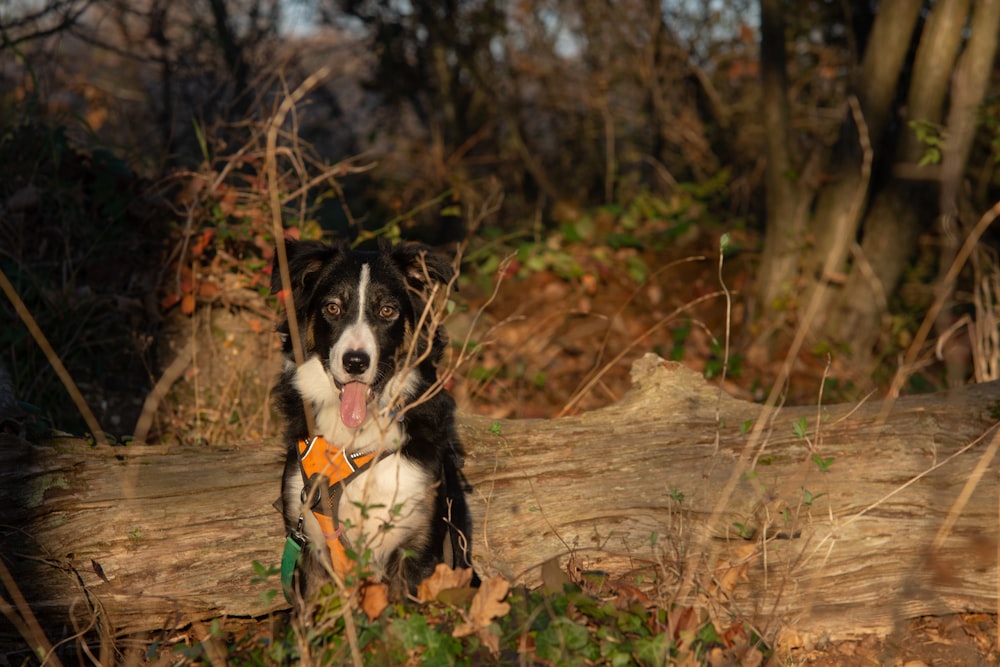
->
xmin=2 ymin=355 xmax=999 ymax=650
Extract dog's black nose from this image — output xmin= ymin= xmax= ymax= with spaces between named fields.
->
xmin=342 ymin=350 xmax=370 ymax=375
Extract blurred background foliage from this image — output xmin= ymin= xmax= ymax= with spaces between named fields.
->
xmin=1 ymin=0 xmax=998 ymax=439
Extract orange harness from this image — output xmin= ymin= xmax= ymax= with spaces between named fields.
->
xmin=291 ymin=436 xmax=389 ymax=576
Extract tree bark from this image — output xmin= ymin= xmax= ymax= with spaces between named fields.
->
xmin=940 ymin=0 xmax=1000 ymax=219
xmin=3 ymin=356 xmax=1000 ymax=650
xmin=827 ymin=0 xmax=971 ymax=356
xmin=755 ymin=0 xmax=805 ymax=314
xmin=797 ymin=1 xmax=922 ymax=334
xmin=933 ymin=0 xmax=1000 ymax=384
xmin=755 ymin=1 xmax=923 ymax=343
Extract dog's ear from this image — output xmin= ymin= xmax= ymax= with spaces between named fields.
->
xmin=389 ymin=242 xmax=456 ymax=293
xmin=271 ymin=239 xmax=342 ymax=296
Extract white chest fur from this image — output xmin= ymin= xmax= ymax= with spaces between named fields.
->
xmin=338 ymin=451 xmax=434 ymax=572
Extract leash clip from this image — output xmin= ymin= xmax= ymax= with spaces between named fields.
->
xmin=290 ymin=514 xmax=307 ymax=546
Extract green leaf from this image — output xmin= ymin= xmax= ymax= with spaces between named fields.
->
xmin=625 ymin=254 xmax=649 ymax=284
xmin=192 ymin=119 xmax=210 ymax=163
xmin=917 ymin=148 xmax=941 ymax=167
xmin=695 ymin=620 xmax=722 ymax=646
xmin=250 ymin=560 xmax=279 ymax=583
xmin=535 ymin=617 xmax=593 ymax=662
xmin=633 ymin=632 xmax=671 ymax=667
xmin=802 ymin=488 xmax=825 ymax=506
xmin=719 ymin=232 xmax=731 ymax=251
xmin=811 ymin=454 xmax=834 ymax=472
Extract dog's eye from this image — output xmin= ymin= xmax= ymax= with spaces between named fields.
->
xmin=325 ymin=302 xmax=342 ymax=317
xmin=379 ymin=305 xmax=397 ymax=319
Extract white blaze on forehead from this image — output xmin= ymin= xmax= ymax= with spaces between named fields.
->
xmin=330 ymin=262 xmax=378 ymax=384
xmin=355 ymin=263 xmax=370 ymax=325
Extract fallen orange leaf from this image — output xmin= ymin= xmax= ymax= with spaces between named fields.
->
xmin=417 ymin=563 xmax=473 ymax=603
xmin=360 ymin=581 xmax=389 ymax=621
xmin=192 ymin=229 xmax=215 ymax=257
xmin=453 ymin=576 xmax=510 ymax=655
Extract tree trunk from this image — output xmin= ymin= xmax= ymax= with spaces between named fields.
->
xmin=810 ymin=0 xmax=921 ymax=300
xmin=940 ymin=0 xmax=1000 ymax=219
xmin=803 ymin=0 xmax=922 ymax=299
xmin=755 ymin=0 xmax=805 ymax=315
xmin=827 ymin=0 xmax=971 ymax=356
xmin=756 ymin=0 xmax=922 ymax=337
xmin=933 ymin=0 xmax=1000 ymax=384
xmin=3 ymin=356 xmax=1000 ymax=650
xmin=207 ymin=0 xmax=251 ymax=121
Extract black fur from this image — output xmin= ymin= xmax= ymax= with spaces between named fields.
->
xmin=271 ymin=238 xmax=474 ymax=598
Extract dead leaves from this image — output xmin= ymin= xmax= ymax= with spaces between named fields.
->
xmin=414 ymin=564 xmax=511 ymax=656
xmin=359 ymin=581 xmax=389 ymax=622
xmin=302 ymin=561 xmax=773 ymax=664
xmin=711 ymin=543 xmax=758 ymax=597
xmin=453 ymin=576 xmax=511 ymax=655
xmin=327 ymin=566 xmax=509 ymax=661
xmin=417 ymin=562 xmax=474 ymax=602
xmin=541 ymin=555 xmax=571 ymax=593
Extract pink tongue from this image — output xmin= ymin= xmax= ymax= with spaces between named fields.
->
xmin=340 ymin=382 xmax=369 ymax=428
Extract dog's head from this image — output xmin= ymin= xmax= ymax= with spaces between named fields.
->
xmin=271 ymin=239 xmax=455 ymax=429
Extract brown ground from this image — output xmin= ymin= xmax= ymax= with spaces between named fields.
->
xmin=449 ymin=236 xmax=875 ymax=420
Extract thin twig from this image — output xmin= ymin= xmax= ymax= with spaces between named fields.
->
xmin=0 ymin=557 xmax=64 ymax=667
xmin=931 ymin=425 xmax=1000 ymax=552
xmin=132 ymin=343 xmax=194 ymax=444
xmin=267 ymin=67 xmax=331 ymax=440
xmin=0 ymin=267 xmax=108 ymax=445
xmin=888 ymin=198 xmax=1000 ymax=408
xmin=715 ymin=236 xmax=733 ymax=449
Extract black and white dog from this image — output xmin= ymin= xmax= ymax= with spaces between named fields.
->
xmin=271 ymin=239 xmax=474 ymax=599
